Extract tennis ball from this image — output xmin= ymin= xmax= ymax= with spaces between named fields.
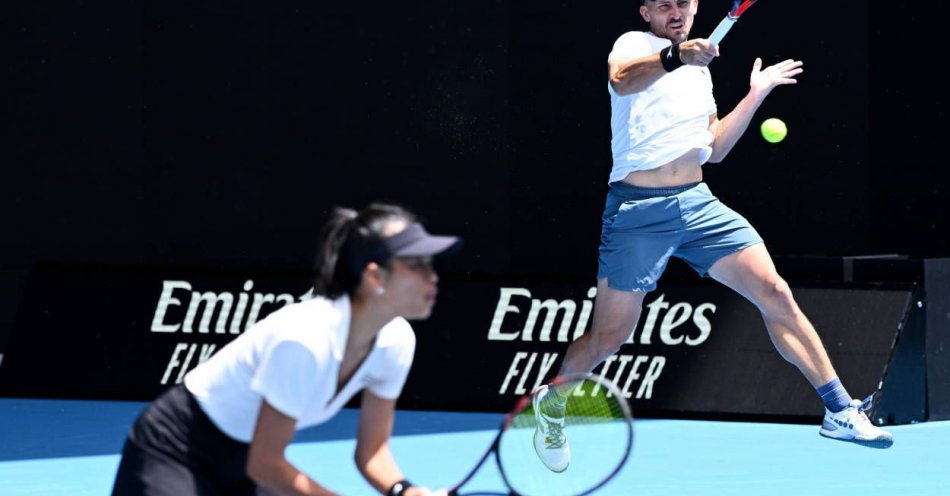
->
xmin=760 ymin=117 xmax=787 ymax=143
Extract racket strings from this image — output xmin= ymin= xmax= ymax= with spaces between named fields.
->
xmin=498 ymin=378 xmax=632 ymax=496
xmin=565 ymin=383 xmax=626 ymax=425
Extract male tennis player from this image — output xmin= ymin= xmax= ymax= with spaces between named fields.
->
xmin=532 ymin=0 xmax=893 ymax=472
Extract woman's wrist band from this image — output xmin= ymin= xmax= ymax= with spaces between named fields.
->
xmin=388 ymin=479 xmax=414 ymax=496
xmin=660 ymin=42 xmax=684 ymax=72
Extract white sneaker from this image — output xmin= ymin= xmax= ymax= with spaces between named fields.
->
xmin=532 ymin=385 xmax=571 ymax=472
xmin=819 ymin=398 xmax=894 ymax=449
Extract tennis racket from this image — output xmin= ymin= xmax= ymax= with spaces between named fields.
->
xmin=433 ymin=373 xmax=634 ymax=496
xmin=708 ymin=0 xmax=760 ymax=45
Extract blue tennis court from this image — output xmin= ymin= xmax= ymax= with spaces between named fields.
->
xmin=2 ymin=397 xmax=947 ymax=495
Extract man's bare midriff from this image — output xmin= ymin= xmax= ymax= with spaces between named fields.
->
xmin=621 ymin=148 xmax=704 ymax=188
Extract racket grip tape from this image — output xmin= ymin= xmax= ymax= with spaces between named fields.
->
xmin=708 ymin=16 xmax=736 ymax=44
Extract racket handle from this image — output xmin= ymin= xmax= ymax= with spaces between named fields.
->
xmin=708 ymin=16 xmax=736 ymax=45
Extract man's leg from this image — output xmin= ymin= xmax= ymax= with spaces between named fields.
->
xmin=707 ymin=243 xmax=834 ymax=387
xmin=532 ymin=278 xmax=646 ymax=471
xmin=558 ymin=278 xmax=647 ymax=376
xmin=708 ymin=243 xmax=893 ymax=448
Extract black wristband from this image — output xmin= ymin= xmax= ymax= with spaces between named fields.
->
xmin=387 ymin=480 xmax=413 ymax=496
xmin=660 ymin=42 xmax=684 ymax=72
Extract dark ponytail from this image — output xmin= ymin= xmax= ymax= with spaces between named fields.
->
xmin=313 ymin=203 xmax=416 ymax=299
xmin=312 ymin=207 xmax=358 ymax=298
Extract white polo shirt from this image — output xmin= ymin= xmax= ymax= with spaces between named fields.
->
xmin=184 ymin=295 xmax=415 ymax=442
xmin=607 ymin=31 xmax=717 ymax=183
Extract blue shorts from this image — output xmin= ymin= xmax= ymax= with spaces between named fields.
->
xmin=597 ymin=181 xmax=763 ymax=292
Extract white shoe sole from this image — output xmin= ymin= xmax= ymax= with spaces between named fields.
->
xmin=819 ymin=429 xmax=894 ymax=449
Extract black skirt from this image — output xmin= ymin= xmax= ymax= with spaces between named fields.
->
xmin=111 ymin=383 xmax=260 ymax=495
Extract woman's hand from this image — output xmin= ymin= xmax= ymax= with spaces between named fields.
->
xmin=402 ymin=485 xmax=434 ymax=496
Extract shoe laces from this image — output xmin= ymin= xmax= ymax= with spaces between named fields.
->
xmin=845 ymin=394 xmax=877 ymax=427
xmin=543 ymin=420 xmax=567 ymax=449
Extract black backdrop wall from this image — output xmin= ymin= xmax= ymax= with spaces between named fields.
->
xmin=2 ymin=2 xmax=948 ymax=348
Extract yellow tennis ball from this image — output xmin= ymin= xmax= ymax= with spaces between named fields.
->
xmin=760 ymin=117 xmax=787 ymax=143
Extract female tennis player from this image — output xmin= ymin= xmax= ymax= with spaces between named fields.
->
xmin=112 ymin=203 xmax=461 ymax=496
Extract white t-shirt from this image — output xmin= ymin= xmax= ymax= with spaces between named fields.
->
xmin=184 ymin=295 xmax=415 ymax=442
xmin=607 ymin=31 xmax=717 ymax=183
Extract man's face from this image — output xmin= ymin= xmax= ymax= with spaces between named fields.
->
xmin=640 ymin=0 xmax=698 ymax=43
